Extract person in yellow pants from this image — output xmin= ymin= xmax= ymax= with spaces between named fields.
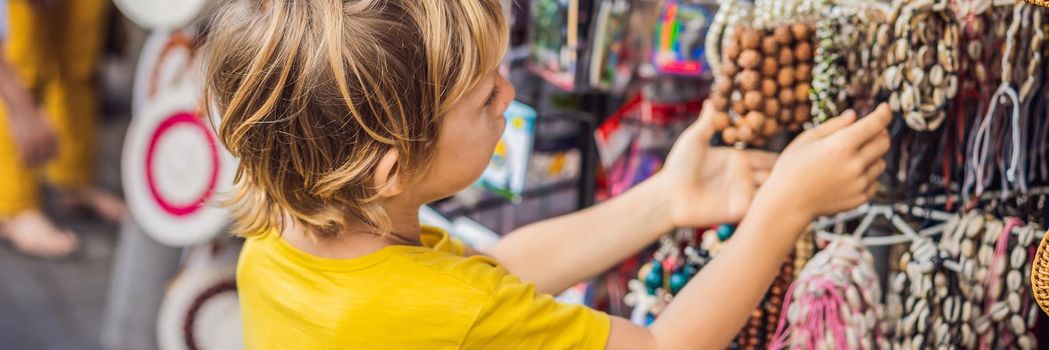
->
xmin=0 ymin=0 xmax=125 ymax=258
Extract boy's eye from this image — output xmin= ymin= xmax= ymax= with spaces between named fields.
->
xmin=484 ymin=85 xmax=501 ymax=107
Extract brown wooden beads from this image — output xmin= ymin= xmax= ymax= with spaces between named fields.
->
xmin=765 ymin=255 xmax=794 ymax=346
xmin=711 ymin=24 xmax=815 ymax=146
xmin=734 ymin=254 xmax=795 ymax=350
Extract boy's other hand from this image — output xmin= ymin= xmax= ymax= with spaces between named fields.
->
xmin=758 ymin=104 xmax=892 ymax=220
xmin=655 ymin=101 xmax=778 ymax=228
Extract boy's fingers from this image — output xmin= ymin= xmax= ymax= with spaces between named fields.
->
xmin=864 ymin=159 xmax=887 ymax=184
xmin=864 ymin=180 xmax=880 ymax=199
xmin=838 ymin=103 xmax=892 ymax=147
xmin=684 ymin=101 xmax=718 ymax=142
xmin=857 ymin=130 xmax=890 ymax=164
xmin=802 ymin=109 xmax=857 ymax=141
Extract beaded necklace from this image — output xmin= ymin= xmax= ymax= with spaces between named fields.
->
xmin=709 ymin=3 xmax=816 ymax=147
xmin=884 ymin=0 xmax=961 ymax=131
xmin=770 ymin=238 xmax=887 ymax=349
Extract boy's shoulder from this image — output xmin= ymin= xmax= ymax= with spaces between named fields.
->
xmin=390 ymin=244 xmax=510 ymax=295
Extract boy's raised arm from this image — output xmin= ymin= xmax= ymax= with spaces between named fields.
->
xmin=606 ymin=105 xmax=892 ymax=349
xmin=488 ymin=101 xmax=778 ymax=295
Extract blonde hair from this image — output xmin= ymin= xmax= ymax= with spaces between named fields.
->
xmin=203 ymin=0 xmax=508 ymax=240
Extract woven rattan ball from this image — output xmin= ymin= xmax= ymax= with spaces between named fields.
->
xmin=1034 ymin=230 xmax=1049 ymax=316
xmin=1023 ymin=0 xmax=1049 ymax=8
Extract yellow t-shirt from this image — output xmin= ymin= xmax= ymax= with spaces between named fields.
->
xmin=237 ymin=226 xmax=611 ymax=349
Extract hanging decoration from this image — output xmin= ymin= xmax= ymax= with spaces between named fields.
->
xmin=113 ymin=0 xmax=213 ymax=30
xmin=770 ymin=238 xmax=888 ymax=350
xmin=122 ymin=30 xmax=239 ymax=247
xmin=624 ymin=225 xmax=812 ymax=349
xmin=157 ymin=240 xmax=241 ymax=350
xmin=882 ymin=213 xmax=1044 ymax=349
xmin=809 ymin=2 xmax=887 ymax=123
xmin=609 ymin=0 xmax=1049 ymax=346
xmin=706 ymin=0 xmax=818 ymax=147
xmin=882 ymin=0 xmax=961 ymax=131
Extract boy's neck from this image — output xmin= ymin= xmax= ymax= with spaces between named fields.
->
xmin=281 ymin=200 xmax=424 ymax=260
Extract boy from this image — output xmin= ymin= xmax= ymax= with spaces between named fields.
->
xmin=203 ymin=0 xmax=891 ymax=348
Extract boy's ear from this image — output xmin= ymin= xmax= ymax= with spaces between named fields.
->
xmin=373 ymin=149 xmax=404 ymax=198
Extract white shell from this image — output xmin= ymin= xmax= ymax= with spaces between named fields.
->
xmin=893 ymin=273 xmax=908 ymax=292
xmin=966 ymin=216 xmax=985 ymax=238
xmin=1008 ymin=292 xmax=1021 ymax=313
xmin=846 ymin=286 xmax=863 ymax=309
xmin=903 ymin=313 xmax=916 ymax=335
xmin=905 ymin=111 xmax=926 ymax=130
xmin=985 ymin=221 xmax=1004 ymax=245
xmin=1009 ymin=314 xmax=1026 ymax=335
xmin=962 ymin=260 xmax=976 ymax=281
xmin=1011 ymin=247 xmax=1026 ymax=268
xmin=912 ymin=335 xmax=924 ymax=350
xmin=994 ymin=257 xmax=1007 ymax=276
xmin=961 ymin=238 xmax=975 ymax=257
xmin=1021 ymin=226 xmax=1036 ymax=246
xmin=944 ymin=75 xmax=960 ymax=97
xmin=1007 ymin=270 xmax=1023 ymax=290
xmin=989 ymin=281 xmax=1002 ymax=300
xmin=917 ymin=308 xmax=929 ymax=334
xmin=975 ymin=317 xmax=991 ymax=334
xmin=1018 ymin=335 xmax=1035 ymax=350
xmin=921 ymin=275 xmax=933 ymax=293
xmin=961 ymin=324 xmax=974 ymax=346
xmin=978 ymin=245 xmax=994 ymax=265
xmin=907 ymin=67 xmax=925 ymax=85
xmin=896 ymin=40 xmax=910 ymax=60
xmin=990 ymin=302 xmax=1009 ymax=322
xmin=934 ymin=323 xmax=949 ymax=345
xmin=886 ymin=66 xmax=903 ymax=90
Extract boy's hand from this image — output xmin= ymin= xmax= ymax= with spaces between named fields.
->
xmin=656 ymin=101 xmax=778 ymax=228
xmin=758 ymin=104 xmax=892 ymax=220
xmin=8 ymin=107 xmax=57 ymax=167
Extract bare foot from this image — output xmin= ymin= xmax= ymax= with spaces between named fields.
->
xmin=57 ymin=187 xmax=127 ymax=224
xmin=0 ymin=210 xmax=79 ymax=258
